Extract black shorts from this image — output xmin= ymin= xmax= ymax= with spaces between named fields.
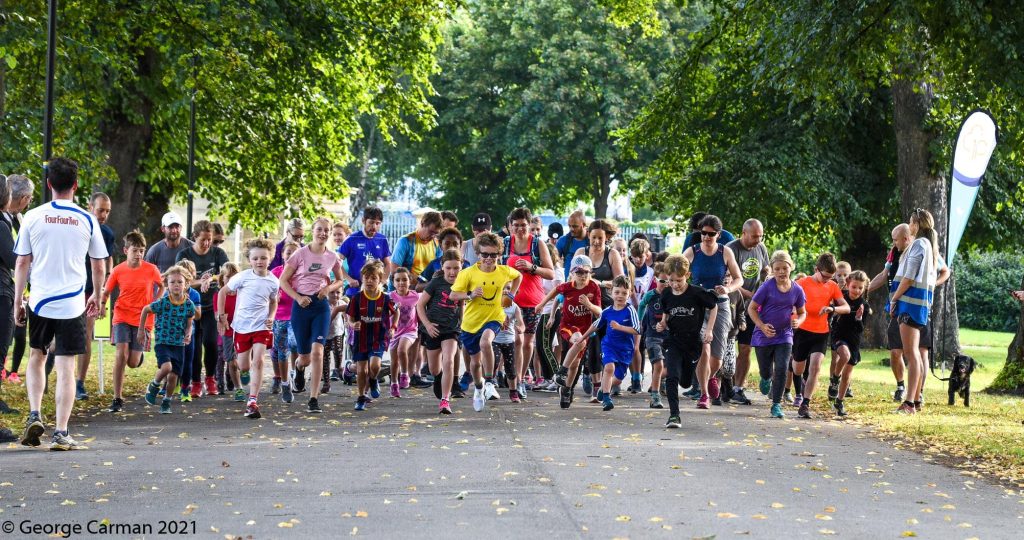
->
xmin=737 ymin=311 xmax=756 ymax=345
xmin=421 ymin=330 xmax=459 ymax=351
xmin=155 ymin=344 xmax=186 ymax=375
xmin=792 ymin=329 xmax=828 ymax=363
xmin=831 ymin=339 xmax=862 ymax=366
xmin=887 ymin=315 xmax=932 ymax=350
xmin=28 ymin=311 xmax=87 ymax=356
xmin=520 ymin=306 xmax=539 ymax=335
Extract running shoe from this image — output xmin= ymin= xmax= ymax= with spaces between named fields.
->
xmin=538 ymin=380 xmax=559 ymax=393
xmin=50 ymin=431 xmax=81 ymax=451
xmin=217 ymin=381 xmax=225 ymax=395
xmin=484 ymin=381 xmax=500 ymax=401
xmin=75 ymin=380 xmax=88 ymax=401
xmin=833 ymin=399 xmax=847 ymax=417
xmin=234 ymin=388 xmax=246 ymax=402
xmin=107 ymin=398 xmax=124 ymax=413
xmin=392 ymin=383 xmax=402 ymax=398
xmin=733 ymin=388 xmax=752 ymax=405
xmin=845 ymin=387 xmax=854 ymax=398
xmin=281 ymin=383 xmax=294 ymax=404
xmin=611 ymin=384 xmax=621 ymax=397
xmin=708 ymin=377 xmax=721 ymax=400
xmin=665 ymin=415 xmax=682 ymax=429
xmin=602 ymin=396 xmax=614 ymax=411
xmin=783 ymin=390 xmax=794 ymax=404
xmin=581 ymin=374 xmax=593 ymax=395
xmin=827 ymin=381 xmax=839 ymax=400
xmin=697 ymin=394 xmax=710 ymax=409
xmin=451 ymin=386 xmax=466 ymax=399
xmin=293 ymin=368 xmax=306 ymax=393
xmin=913 ymin=401 xmax=923 ymax=413
xmin=459 ymin=372 xmax=472 ymax=392
xmin=205 ymin=376 xmax=218 ymax=396
xmin=439 ymin=399 xmax=452 ymax=415
xmin=330 ymin=368 xmax=341 ymax=381
xmin=7 ymin=372 xmax=22 ymax=384
xmin=797 ymin=400 xmax=811 ymax=419
xmin=355 ymin=396 xmax=367 ymax=411
xmin=245 ymin=401 xmax=261 ymax=419
xmin=683 ymin=386 xmax=699 ymax=399
xmin=554 ymin=367 xmax=568 ymax=387
xmin=711 ymin=396 xmax=723 ymax=406
xmin=510 ymin=389 xmax=521 ymax=403
xmin=649 ymin=393 xmax=664 ymax=409
xmin=21 ymin=414 xmax=45 ymax=447
xmin=145 ymin=381 xmax=160 ymax=405
xmin=160 ymin=398 xmax=171 ymax=414
xmin=792 ymin=394 xmax=803 ymax=408
xmin=759 ymin=378 xmax=771 ymax=396
xmin=893 ymin=385 xmax=905 ymax=403
xmin=433 ymin=375 xmax=443 ymax=400
xmin=369 ymin=378 xmax=381 ymax=399
xmin=272 ymin=378 xmax=281 ymax=394
xmin=307 ymin=398 xmax=322 ymax=414
xmin=559 ymin=386 xmax=571 ymax=409
xmin=321 ymin=380 xmax=331 ymax=394
xmin=411 ymin=375 xmax=432 ymax=388
xmin=496 ymin=371 xmax=507 ymax=388
xmin=180 ymin=393 xmax=192 ymax=403
xmin=589 ymin=394 xmax=600 ymax=404
xmin=473 ymin=387 xmax=486 ymax=412
xmin=518 ymin=382 xmax=528 ymax=401
xmin=399 ymin=373 xmax=410 ymax=389
xmin=630 ymin=374 xmax=641 ymax=394
xmin=190 ymin=381 xmax=202 ymax=399
xmin=894 ymin=402 xmax=915 ymax=415
xmin=770 ymin=403 xmax=784 ymax=418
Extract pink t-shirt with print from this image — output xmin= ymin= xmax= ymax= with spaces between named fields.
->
xmin=389 ymin=290 xmax=420 ymax=337
xmin=285 ymin=246 xmax=340 ymax=296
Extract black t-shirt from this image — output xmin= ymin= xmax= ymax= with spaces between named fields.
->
xmin=175 ymin=246 xmax=229 ymax=309
xmin=84 ymin=223 xmax=115 ymax=295
xmin=656 ymin=285 xmax=717 ymax=344
xmin=832 ymin=290 xmax=868 ymax=348
xmin=421 ymin=274 xmax=461 ymax=334
xmin=886 ymin=247 xmax=903 ymax=289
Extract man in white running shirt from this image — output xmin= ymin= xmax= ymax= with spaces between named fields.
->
xmin=13 ymin=157 xmax=108 ymax=451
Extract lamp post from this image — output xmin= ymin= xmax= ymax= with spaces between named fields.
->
xmin=42 ymin=0 xmax=58 ymax=202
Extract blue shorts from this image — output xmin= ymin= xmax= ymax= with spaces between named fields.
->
xmin=290 ymin=296 xmax=331 ymax=355
xmin=155 ymin=344 xmax=186 ymax=375
xmin=460 ymin=321 xmax=502 ymax=356
xmin=352 ymin=349 xmax=385 ymax=362
xmin=602 ymin=345 xmax=632 ymax=380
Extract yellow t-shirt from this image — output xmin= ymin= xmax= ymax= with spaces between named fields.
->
xmin=411 ymin=237 xmax=437 ymax=278
xmin=452 ymin=263 xmax=521 ymax=333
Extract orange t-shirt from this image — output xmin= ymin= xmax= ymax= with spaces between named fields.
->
xmin=796 ymin=276 xmax=843 ymax=334
xmin=106 ymin=261 xmax=163 ymax=329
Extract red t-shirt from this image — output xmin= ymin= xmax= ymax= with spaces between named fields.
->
xmin=106 ymin=261 xmax=163 ymax=330
xmin=556 ymin=281 xmax=602 ymax=332
xmin=796 ymin=276 xmax=844 ymax=334
xmin=507 ymin=235 xmax=544 ymax=308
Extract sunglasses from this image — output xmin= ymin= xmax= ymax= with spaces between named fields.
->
xmin=479 ymin=252 xmax=499 ymax=259
xmin=700 ymin=230 xmax=718 ymax=237
xmin=657 ymin=279 xmax=669 ymax=284
xmin=290 ymin=234 xmax=304 ymax=241
xmin=212 ymin=240 xmax=224 ymax=246
xmin=573 ymin=269 xmax=592 ymax=276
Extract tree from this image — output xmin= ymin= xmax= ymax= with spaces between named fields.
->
xmin=618 ymin=0 xmax=1024 ymax=353
xmin=0 ymin=1 xmax=449 ymax=237
xmin=390 ymin=0 xmax=694 ymax=220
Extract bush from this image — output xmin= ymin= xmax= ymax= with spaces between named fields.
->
xmin=956 ymin=251 xmax=1024 ymax=332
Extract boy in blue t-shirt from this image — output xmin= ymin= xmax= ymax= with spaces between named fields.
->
xmin=563 ymin=276 xmax=639 ymax=411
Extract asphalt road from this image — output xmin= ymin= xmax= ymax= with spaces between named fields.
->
xmin=2 ymin=381 xmax=1021 ymax=539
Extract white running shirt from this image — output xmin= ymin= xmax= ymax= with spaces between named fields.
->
xmin=225 ymin=269 xmax=280 ymax=334
xmin=14 ymin=200 xmax=109 ymax=319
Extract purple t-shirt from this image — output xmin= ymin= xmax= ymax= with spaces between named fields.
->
xmin=750 ymin=279 xmax=806 ymax=346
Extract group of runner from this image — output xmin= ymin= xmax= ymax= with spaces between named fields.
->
xmin=1 ymin=157 xmax=947 ymax=450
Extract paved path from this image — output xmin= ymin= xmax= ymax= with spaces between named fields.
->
xmin=2 ymin=383 xmax=1021 ymax=539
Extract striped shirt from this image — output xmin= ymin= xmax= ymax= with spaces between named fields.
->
xmin=346 ymin=290 xmax=394 ymax=354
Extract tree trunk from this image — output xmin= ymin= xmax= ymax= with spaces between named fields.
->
xmin=988 ymin=274 xmax=1024 ymax=395
xmin=593 ymin=166 xmax=611 ymax=219
xmin=98 ymin=47 xmax=166 ymax=242
xmin=891 ymin=76 xmax=961 ymax=361
xmin=843 ymin=223 xmax=889 ymax=348
xmin=349 ymin=119 xmax=379 ymax=213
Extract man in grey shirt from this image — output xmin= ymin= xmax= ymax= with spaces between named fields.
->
xmin=145 ymin=212 xmax=193 ymax=272
xmin=725 ymin=218 xmax=769 ymax=405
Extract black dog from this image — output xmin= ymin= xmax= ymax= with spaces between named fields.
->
xmin=947 ymin=354 xmax=976 ymax=407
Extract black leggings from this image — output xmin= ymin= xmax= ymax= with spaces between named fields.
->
xmin=191 ymin=308 xmax=218 ymax=383
xmin=534 ymin=312 xmax=559 ymax=380
xmin=756 ymin=343 xmax=793 ymax=404
xmin=663 ymin=339 xmax=699 ymax=416
xmin=493 ymin=342 xmax=515 ymax=376
xmin=0 ymin=294 xmax=14 ymax=370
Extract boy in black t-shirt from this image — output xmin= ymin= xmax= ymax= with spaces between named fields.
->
xmin=828 ymin=271 xmax=871 ymax=416
xmin=655 ymin=255 xmax=718 ymax=429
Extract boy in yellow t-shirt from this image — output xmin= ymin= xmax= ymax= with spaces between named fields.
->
xmin=450 ymin=232 xmax=522 ymax=413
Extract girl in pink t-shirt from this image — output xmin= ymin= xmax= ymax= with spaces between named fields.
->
xmin=388 ymin=268 xmax=420 ymax=397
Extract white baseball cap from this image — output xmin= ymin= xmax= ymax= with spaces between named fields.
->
xmin=161 ymin=212 xmax=183 ymax=227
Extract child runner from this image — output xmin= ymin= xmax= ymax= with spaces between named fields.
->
xmin=214 ymin=263 xmax=243 ymax=401
xmin=564 ymin=276 xmax=639 ymax=411
xmin=174 ymin=260 xmax=203 ymax=403
xmin=322 ymin=289 xmax=348 ymax=395
xmin=494 ymin=283 xmax=525 ymax=402
xmin=388 ymin=267 xmax=420 ymax=397
xmin=829 ymin=270 xmax=870 ymax=416
xmin=279 ymin=217 xmax=346 ymax=413
xmin=347 ymin=260 xmax=397 ymax=411
xmin=638 ymin=261 xmax=669 ymax=409
xmin=748 ymin=251 xmax=807 ymax=418
xmin=537 ymin=255 xmax=602 ymax=409
xmin=417 ymin=227 xmax=470 ymax=398
xmin=793 ymin=253 xmax=850 ymax=419
xmin=142 ymin=266 xmax=196 ymax=414
xmin=417 ymin=248 xmax=464 ymax=414
xmin=628 ymin=238 xmax=654 ymax=393
xmin=655 ymin=255 xmax=718 ymax=427
xmin=270 ymin=240 xmax=300 ymax=401
xmin=449 ymin=232 xmax=522 ymax=412
xmin=218 ymin=239 xmax=278 ymax=418
xmin=103 ymin=230 xmax=164 ymax=413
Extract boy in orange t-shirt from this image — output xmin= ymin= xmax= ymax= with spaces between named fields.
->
xmin=101 ymin=231 xmax=164 ymax=413
xmin=791 ymin=253 xmax=849 ymax=419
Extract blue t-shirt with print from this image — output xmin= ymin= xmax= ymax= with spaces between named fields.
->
xmin=597 ymin=305 xmax=640 ymax=358
xmin=338 ymin=230 xmax=391 ymax=296
xmin=149 ymin=295 xmax=196 ymax=346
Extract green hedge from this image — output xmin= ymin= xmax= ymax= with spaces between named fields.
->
xmin=956 ymin=251 xmax=1024 ymax=332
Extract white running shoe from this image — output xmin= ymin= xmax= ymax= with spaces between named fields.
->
xmin=484 ymin=381 xmax=500 ymax=401
xmin=473 ymin=386 xmax=486 ymax=412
